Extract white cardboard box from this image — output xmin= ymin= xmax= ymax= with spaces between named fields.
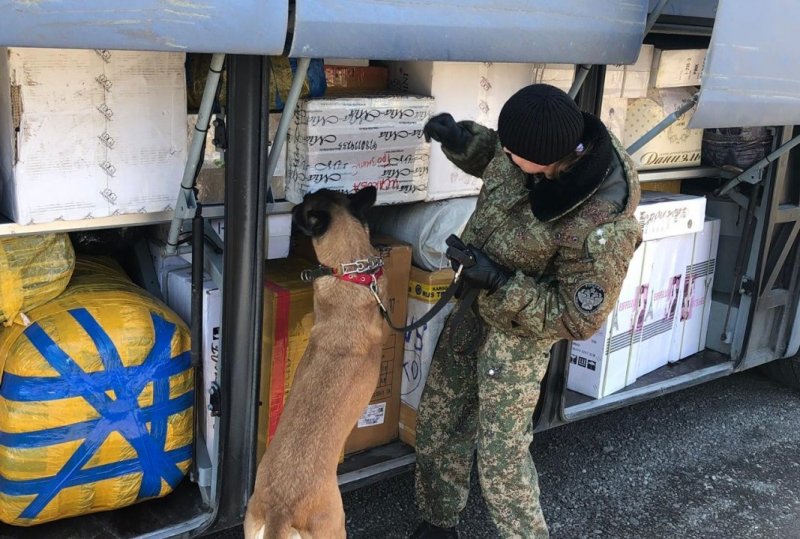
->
xmin=623 ymin=88 xmax=703 ymax=170
xmin=286 ymin=95 xmax=433 ymax=205
xmin=632 ymin=234 xmax=691 ymax=378
xmin=604 ymin=45 xmax=655 ymax=99
xmin=669 ymin=219 xmax=721 ymax=362
xmin=165 ymin=267 xmax=222 ymax=464
xmin=652 ymin=49 xmax=707 ymax=88
xmin=388 ymin=62 xmax=575 ymax=201
xmin=568 ymin=245 xmax=646 ymax=399
xmin=0 ymin=48 xmax=187 ymax=224
xmin=209 ymin=212 xmax=292 ymax=259
xmin=636 ymin=191 xmax=707 ymax=241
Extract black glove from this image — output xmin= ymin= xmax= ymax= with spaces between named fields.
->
xmin=423 ymin=113 xmax=472 ymax=153
xmin=445 ymin=235 xmax=511 ymax=294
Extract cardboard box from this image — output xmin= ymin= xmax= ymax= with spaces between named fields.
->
xmin=0 ymin=48 xmax=187 ymax=224
xmin=568 ymin=245 xmax=645 ymax=399
xmin=623 ymin=88 xmax=703 ymax=170
xmin=325 ymin=65 xmax=390 ymax=95
xmin=387 ymin=61 xmax=574 ymax=201
xmin=669 ymin=219 xmax=721 ymax=362
xmin=164 ymin=267 xmax=222 ymax=464
xmin=652 ymin=49 xmax=707 ymax=88
xmin=258 ymin=257 xmax=317 ymax=460
xmin=604 ymin=45 xmax=655 ymax=99
xmin=345 ymin=238 xmax=411 ymax=452
xmin=399 ymin=267 xmax=456 ymax=446
xmin=632 ymin=234 xmax=690 ymax=378
xmin=636 ymin=191 xmax=707 ymax=241
xmin=286 ymin=95 xmax=433 ymax=206
xmin=260 ymin=240 xmax=412 ymax=459
xmin=209 ymin=212 xmax=292 ymax=260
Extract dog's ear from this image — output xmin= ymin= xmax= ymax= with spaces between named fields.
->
xmin=348 ymin=186 xmax=377 ymax=222
xmin=293 ymin=206 xmax=331 ymax=237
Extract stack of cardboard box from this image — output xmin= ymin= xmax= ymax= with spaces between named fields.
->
xmin=600 ymin=46 xmax=707 ymax=172
xmin=568 ymin=192 xmax=720 ymax=399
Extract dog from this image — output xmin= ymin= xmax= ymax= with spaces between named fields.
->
xmin=244 ymin=186 xmax=388 ymax=539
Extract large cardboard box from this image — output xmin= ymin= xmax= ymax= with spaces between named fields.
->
xmin=399 ymin=267 xmax=456 ymax=446
xmin=568 ymin=245 xmax=645 ymax=399
xmin=604 ymin=45 xmax=655 ymax=99
xmin=636 ymin=191 xmax=707 ymax=241
xmin=651 ymin=49 xmax=707 ymax=88
xmin=259 ymin=257 xmax=316 ymax=459
xmin=286 ymin=95 xmax=433 ymax=206
xmin=260 ymin=240 xmax=412 ymax=460
xmin=669 ymin=219 xmax=721 ymax=362
xmin=0 ymin=48 xmax=187 ymax=224
xmin=164 ymin=267 xmax=222 ymax=464
xmin=624 ymin=88 xmax=703 ymax=170
xmin=632 ymin=234 xmax=691 ymax=378
xmin=345 ymin=238 xmax=411 ymax=452
xmin=387 ymin=61 xmax=575 ymax=201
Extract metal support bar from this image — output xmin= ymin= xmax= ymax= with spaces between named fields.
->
xmin=216 ymin=55 xmax=268 ymax=527
xmin=568 ymin=64 xmax=592 ymax=99
xmin=716 ymin=132 xmax=800 ymax=196
xmin=626 ymin=93 xmax=698 ymax=155
xmin=166 ymin=53 xmax=226 ymax=256
xmin=267 ymin=57 xmax=311 ymax=188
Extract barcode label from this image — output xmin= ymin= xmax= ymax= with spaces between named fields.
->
xmin=357 ymin=402 xmax=386 ymax=428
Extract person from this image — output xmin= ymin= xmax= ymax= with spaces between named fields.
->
xmin=410 ymin=84 xmax=642 ymax=539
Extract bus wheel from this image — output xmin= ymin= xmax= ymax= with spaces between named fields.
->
xmin=762 ymin=357 xmax=800 ymax=389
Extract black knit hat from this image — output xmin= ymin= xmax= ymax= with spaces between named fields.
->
xmin=498 ymin=84 xmax=585 ymax=165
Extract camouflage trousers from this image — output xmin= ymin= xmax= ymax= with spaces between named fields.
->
xmin=415 ymin=316 xmax=551 ymax=539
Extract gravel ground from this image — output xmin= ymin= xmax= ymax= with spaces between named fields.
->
xmin=207 ymin=370 xmax=800 ymax=539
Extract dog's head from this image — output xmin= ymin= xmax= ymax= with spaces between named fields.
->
xmin=292 ymin=187 xmax=377 ymax=237
xmin=292 ymin=187 xmax=378 ymax=266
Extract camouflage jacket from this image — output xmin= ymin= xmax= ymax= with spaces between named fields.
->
xmin=442 ymin=116 xmax=642 ymax=343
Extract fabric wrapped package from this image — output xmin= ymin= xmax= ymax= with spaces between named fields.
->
xmin=368 ymin=197 xmax=478 ymax=271
xmin=0 ymin=258 xmax=193 ymax=526
xmin=0 ymin=234 xmax=75 ymax=326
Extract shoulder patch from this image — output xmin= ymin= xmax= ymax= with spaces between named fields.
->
xmin=574 ymin=283 xmax=605 ymax=314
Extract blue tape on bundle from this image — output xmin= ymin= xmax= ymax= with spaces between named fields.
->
xmin=0 ymin=308 xmax=193 ymax=519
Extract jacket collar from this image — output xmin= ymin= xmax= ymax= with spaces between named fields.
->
xmin=526 ymin=112 xmax=613 ymax=223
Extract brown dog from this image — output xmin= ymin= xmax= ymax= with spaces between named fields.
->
xmin=244 ymin=186 xmax=388 ymax=539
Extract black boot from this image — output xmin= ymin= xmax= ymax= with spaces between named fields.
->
xmin=409 ymin=521 xmax=460 ymax=539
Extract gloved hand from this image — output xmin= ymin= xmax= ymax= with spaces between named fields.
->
xmin=445 ymin=235 xmax=512 ymax=294
xmin=423 ymin=113 xmax=472 ymax=153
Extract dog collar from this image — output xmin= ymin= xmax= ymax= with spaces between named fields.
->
xmin=300 ymin=256 xmax=384 ymax=287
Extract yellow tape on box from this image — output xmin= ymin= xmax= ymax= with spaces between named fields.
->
xmin=0 ymin=257 xmax=192 ymax=526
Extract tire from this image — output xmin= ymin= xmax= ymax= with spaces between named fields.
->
xmin=762 ymin=356 xmax=800 ymax=389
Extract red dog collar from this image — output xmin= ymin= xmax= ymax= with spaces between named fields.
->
xmin=339 ymin=267 xmax=384 ymax=286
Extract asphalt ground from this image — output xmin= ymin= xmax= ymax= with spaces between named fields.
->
xmin=208 ymin=369 xmax=800 ymax=538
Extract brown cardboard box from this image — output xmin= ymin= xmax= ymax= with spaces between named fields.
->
xmin=325 ymin=65 xmax=389 ymax=95
xmin=262 ymin=238 xmax=412 ymax=458
xmin=258 ymin=256 xmax=317 ymax=460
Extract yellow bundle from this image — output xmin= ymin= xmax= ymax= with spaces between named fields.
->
xmin=0 ymin=258 xmax=193 ymax=526
xmin=0 ymin=234 xmax=75 ymax=326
